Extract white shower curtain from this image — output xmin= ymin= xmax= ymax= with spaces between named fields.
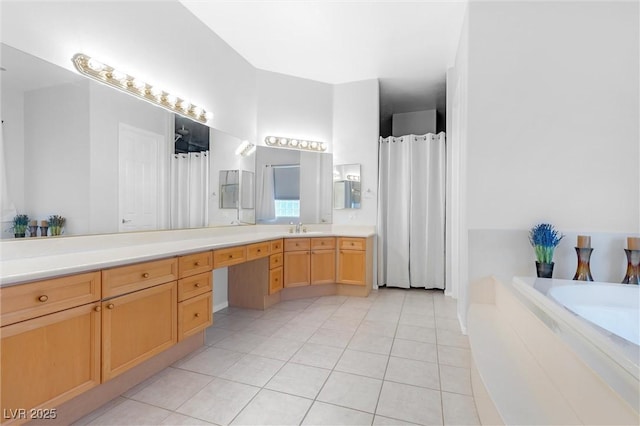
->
xmin=257 ymin=165 xmax=275 ymax=222
xmin=170 ymin=151 xmax=209 ymax=229
xmin=377 ymin=133 xmax=446 ymax=289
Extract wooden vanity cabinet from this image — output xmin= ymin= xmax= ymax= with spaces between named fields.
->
xmin=311 ymin=238 xmax=336 ymax=285
xmin=337 ymin=237 xmax=367 ymax=286
xmin=0 ymin=274 xmax=102 ymax=424
xmin=284 ymin=238 xmax=311 ymax=287
xmin=177 ymin=252 xmax=213 ymax=341
xmin=268 ymin=239 xmax=284 ymax=295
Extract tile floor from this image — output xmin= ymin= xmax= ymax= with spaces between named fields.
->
xmin=75 ymin=288 xmax=479 ymax=426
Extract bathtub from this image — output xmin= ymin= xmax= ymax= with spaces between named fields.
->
xmin=548 ymin=283 xmax=640 ymax=346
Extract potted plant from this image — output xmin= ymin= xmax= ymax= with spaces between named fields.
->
xmin=529 ymin=223 xmax=564 ymax=278
xmin=48 ymin=215 xmax=66 ymax=236
xmin=12 ymin=214 xmax=29 ymax=238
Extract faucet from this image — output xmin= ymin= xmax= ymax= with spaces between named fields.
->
xmin=295 ymin=222 xmax=303 ymax=233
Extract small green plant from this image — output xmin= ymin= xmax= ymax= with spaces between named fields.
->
xmin=48 ymin=215 xmax=66 ymax=227
xmin=529 ymin=223 xmax=564 ymax=264
xmin=12 ymin=214 xmax=29 ymax=234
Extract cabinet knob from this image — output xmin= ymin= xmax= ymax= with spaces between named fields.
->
xmin=228 ymin=254 xmax=233 ymax=259
xmin=94 ymin=306 xmax=102 ymax=312
xmin=194 ymin=312 xmax=200 ymax=318
xmin=257 ymin=249 xmax=261 ymax=253
xmin=195 ymin=282 xmax=201 ymax=288
xmin=107 ymin=303 xmax=115 ymax=310
xmin=38 ymin=295 xmax=48 ymax=302
xmin=321 ymin=242 xmax=325 ymax=245
xmin=142 ymin=272 xmax=150 ymax=278
xmin=195 ymin=261 xmax=201 ymax=266
xmin=351 ymin=242 xmax=355 ymax=246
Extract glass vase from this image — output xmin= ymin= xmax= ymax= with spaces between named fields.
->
xmin=622 ymin=249 xmax=640 ymax=285
xmin=573 ymin=247 xmax=593 ymax=281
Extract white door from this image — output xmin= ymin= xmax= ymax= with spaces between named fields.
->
xmin=118 ymin=123 xmax=163 ymax=232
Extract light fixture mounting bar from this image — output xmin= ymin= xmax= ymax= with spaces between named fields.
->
xmin=264 ymin=136 xmax=327 ymax=152
xmin=72 ymin=53 xmax=212 ymax=124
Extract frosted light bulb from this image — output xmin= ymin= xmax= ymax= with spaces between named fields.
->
xmin=193 ymin=106 xmax=203 ymax=116
xmin=204 ymin=111 xmax=213 ymax=120
xmin=290 ymin=139 xmax=299 ymax=147
xmin=300 ymin=141 xmax=308 ymax=148
xmin=87 ymin=58 xmax=105 ymax=72
xmin=181 ymin=101 xmax=191 ymax=111
xmin=110 ymin=69 xmax=127 ymax=83
xmin=320 ymin=142 xmax=327 ymax=151
xmin=267 ymin=136 xmax=276 ymax=144
xmin=165 ymin=94 xmax=177 ymax=106
xmin=132 ymin=79 xmax=146 ymax=91
xmin=278 ymin=138 xmax=288 ymax=145
xmin=245 ymin=145 xmax=256 ymax=156
xmin=310 ymin=141 xmax=318 ymax=149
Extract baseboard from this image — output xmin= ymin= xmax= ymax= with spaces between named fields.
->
xmin=213 ymin=301 xmax=229 ymax=312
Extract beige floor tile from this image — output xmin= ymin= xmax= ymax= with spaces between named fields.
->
xmin=289 ymin=342 xmax=345 ymax=369
xmin=437 ymin=344 xmax=471 ymax=368
xmin=212 ymin=315 xmax=256 ymax=331
xmin=228 ymin=308 xmax=265 ymax=319
xmin=205 ymin=326 xmax=235 ymax=346
xmin=317 ymin=371 xmax=382 ymax=413
xmin=357 ymin=319 xmax=398 ymax=337
xmin=128 ymin=367 xmax=213 ymax=410
xmin=376 ymin=381 xmax=442 ymax=425
xmin=302 ymin=401 xmax=374 ymax=425
xmin=440 ymin=365 xmax=472 ymax=395
xmin=159 ymin=412 xmax=214 ymax=425
xmin=442 ymin=391 xmax=480 ymax=425
xmin=176 ymin=347 xmax=244 ymax=377
xmin=332 ymin=306 xmax=370 ymax=321
xmin=309 ymin=327 xmax=355 ymax=348
xmin=372 ymin=415 xmax=420 ymax=425
xmin=250 ymin=336 xmax=304 ymax=361
xmin=384 ymin=356 xmax=440 ymax=390
xmin=391 ymin=338 xmax=437 ymax=363
xmin=435 ymin=316 xmax=463 ymax=332
xmin=335 ymin=349 xmax=389 ymax=379
xmin=72 ymin=397 xmax=127 ymax=426
xmin=399 ymin=312 xmax=436 ymax=328
xmin=176 ymin=378 xmax=259 ymax=425
xmin=265 ymin=362 xmax=330 ymax=399
xmin=243 ymin=318 xmax=286 ymax=337
xmin=231 ymin=389 xmax=312 ymax=425
xmin=365 ymin=310 xmax=401 ymax=324
xmin=260 ymin=309 xmax=299 ymax=323
xmin=88 ymin=399 xmax=172 ymax=425
xmin=272 ymin=300 xmax=315 ymax=312
xmin=311 ymin=295 xmax=348 ymax=306
xmin=436 ymin=328 xmax=470 ymax=349
xmin=219 ymin=354 xmax=285 ymax=387
xmin=272 ymin=322 xmax=318 ymax=342
xmin=293 ymin=310 xmax=335 ymax=326
xmin=395 ymin=324 xmax=437 ymax=344
xmin=214 ymin=332 xmax=268 ymax=353
xmin=347 ymin=331 xmax=394 ymax=355
xmin=321 ymin=316 xmax=363 ymax=332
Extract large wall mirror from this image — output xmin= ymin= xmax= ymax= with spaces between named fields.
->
xmin=333 ymin=163 xmax=361 ymax=209
xmin=0 ymin=42 xmax=255 ymax=238
xmin=255 ymin=146 xmax=332 ymax=224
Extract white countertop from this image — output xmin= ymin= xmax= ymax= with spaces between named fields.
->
xmin=0 ymin=225 xmax=375 ymax=286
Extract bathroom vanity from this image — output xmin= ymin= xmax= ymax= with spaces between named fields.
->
xmin=0 ymin=225 xmax=374 ymax=425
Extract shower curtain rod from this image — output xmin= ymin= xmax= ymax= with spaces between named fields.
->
xmin=265 ymin=163 xmax=299 ymax=168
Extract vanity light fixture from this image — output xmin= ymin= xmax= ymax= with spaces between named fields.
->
xmin=235 ymin=140 xmax=256 ymax=157
xmin=264 ymin=135 xmax=327 ymax=152
xmin=72 ymin=53 xmax=213 ymax=124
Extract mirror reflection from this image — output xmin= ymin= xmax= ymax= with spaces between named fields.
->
xmin=1 ymin=43 xmax=255 ymax=238
xmin=255 ymin=146 xmax=332 ymax=224
xmin=333 ymin=163 xmax=361 ymax=209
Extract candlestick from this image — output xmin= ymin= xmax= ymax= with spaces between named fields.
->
xmin=573 ymin=247 xmax=594 ymax=281
xmin=40 ymin=220 xmax=48 ymax=227
xmin=577 ymin=235 xmax=591 ymax=248
xmin=622 ymin=249 xmax=640 ymax=285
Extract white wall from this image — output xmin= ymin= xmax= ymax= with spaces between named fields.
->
xmin=24 ymin=82 xmax=91 ymax=235
xmin=1 ymin=86 xmax=25 ymax=237
xmin=458 ymin=1 xmax=639 ymax=327
xmin=256 ymin=70 xmax=333 ymax=150
xmin=0 ymin=0 xmax=257 ymax=141
xmin=392 ymin=109 xmax=436 ymax=137
xmin=332 ymin=79 xmax=380 ymax=226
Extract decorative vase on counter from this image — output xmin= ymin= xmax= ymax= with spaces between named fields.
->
xmin=536 ymin=261 xmax=554 ymax=278
xmin=622 ymin=249 xmax=640 ymax=285
xmin=573 ymin=235 xmax=594 ymax=282
xmin=14 ymin=232 xmax=25 ymax=238
xmin=50 ymin=225 xmax=62 ymax=236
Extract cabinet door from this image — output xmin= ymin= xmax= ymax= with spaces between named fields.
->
xmin=311 ymin=249 xmax=336 ymax=285
xmin=178 ymin=292 xmax=212 ymax=341
xmin=337 ymin=249 xmax=366 ymax=286
xmin=269 ymin=266 xmax=283 ymax=295
xmin=1 ymin=303 xmax=101 ymax=418
xmin=102 ymin=282 xmax=177 ymax=381
xmin=284 ymin=251 xmax=310 ymax=287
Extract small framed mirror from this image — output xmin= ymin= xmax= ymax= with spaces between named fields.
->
xmin=333 ymin=163 xmax=361 ymax=209
xmin=219 ymin=170 xmax=240 ymax=209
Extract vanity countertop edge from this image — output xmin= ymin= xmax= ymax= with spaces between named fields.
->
xmin=0 ymin=225 xmax=376 ymax=286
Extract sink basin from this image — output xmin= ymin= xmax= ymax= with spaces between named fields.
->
xmin=285 ymin=231 xmax=325 ymax=236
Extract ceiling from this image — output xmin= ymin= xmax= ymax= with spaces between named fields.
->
xmin=179 ymin=0 xmax=467 ymax=122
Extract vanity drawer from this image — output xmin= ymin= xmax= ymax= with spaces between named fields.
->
xmin=102 ymin=258 xmax=178 ymax=298
xmin=311 ymin=237 xmax=336 ymax=250
xmin=213 ymin=245 xmax=247 ymax=268
xmin=178 ymin=272 xmax=212 ymax=302
xmin=269 ymin=267 xmax=283 ymax=295
xmin=0 ymin=271 xmax=101 ymax=327
xmin=246 ymin=241 xmax=271 ymax=261
xmin=178 ymin=251 xmax=213 ymax=278
xmin=270 ymin=239 xmax=284 ymax=254
xmin=270 ymin=253 xmax=283 ymax=269
xmin=178 ymin=291 xmax=212 ymax=341
xmin=284 ymin=238 xmax=311 ymax=252
xmin=338 ymin=237 xmax=366 ymax=251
